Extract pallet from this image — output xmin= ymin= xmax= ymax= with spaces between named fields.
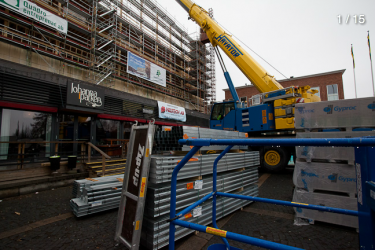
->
xmin=293 ymin=188 xmax=358 ymax=229
xmin=296 ymin=130 xmax=375 ymax=165
xmin=293 ymin=160 xmax=357 ymax=197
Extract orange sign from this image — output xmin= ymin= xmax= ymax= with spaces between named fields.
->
xmin=262 ymin=110 xmax=266 ymax=116
xmin=186 ymin=182 xmax=194 ymax=190
xmin=184 ymin=213 xmax=192 ymax=219
xmin=178 ymin=158 xmax=199 ymax=164
xmin=139 ymin=177 xmax=147 ymax=198
xmin=206 ymin=227 xmax=227 ymax=237
xmin=262 ymin=117 xmax=267 ymax=124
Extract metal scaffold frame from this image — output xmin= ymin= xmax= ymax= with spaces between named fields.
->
xmin=0 ymin=0 xmax=216 ymax=113
xmin=168 ymin=137 xmax=375 ymax=250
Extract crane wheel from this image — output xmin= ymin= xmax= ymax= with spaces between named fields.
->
xmin=261 ymin=147 xmax=290 ymax=173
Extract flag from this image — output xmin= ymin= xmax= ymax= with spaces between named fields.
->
xmin=351 ymin=44 xmax=355 ymax=68
xmin=368 ymin=31 xmax=372 ymax=61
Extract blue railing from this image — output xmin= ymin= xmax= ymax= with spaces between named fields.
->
xmin=168 ymin=137 xmax=375 ymax=250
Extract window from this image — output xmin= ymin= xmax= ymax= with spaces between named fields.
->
xmin=97 ymin=119 xmax=120 ymax=144
xmin=249 ymin=95 xmax=261 ymax=106
xmin=210 ymin=103 xmax=224 ymax=120
xmin=1 ymin=109 xmax=52 ymax=160
xmin=240 ymin=97 xmax=247 ymax=107
xmin=310 ymin=87 xmax=320 ymax=98
xmin=224 ymin=102 xmax=235 ymax=116
xmin=327 ymin=84 xmax=339 ymax=101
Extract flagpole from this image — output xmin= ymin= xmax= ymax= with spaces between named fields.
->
xmin=368 ymin=31 xmax=375 ymax=97
xmin=351 ymin=44 xmax=357 ymax=98
xmin=353 ymin=67 xmax=357 ymax=98
xmin=371 ymin=56 xmax=375 ymax=97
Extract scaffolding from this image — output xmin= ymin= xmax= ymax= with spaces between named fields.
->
xmin=0 ymin=0 xmax=215 ymax=113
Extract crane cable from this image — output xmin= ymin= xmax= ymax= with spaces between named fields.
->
xmin=215 ymin=20 xmax=289 ymax=80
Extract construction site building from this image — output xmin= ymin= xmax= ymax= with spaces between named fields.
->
xmin=0 ymin=0 xmax=216 ymax=113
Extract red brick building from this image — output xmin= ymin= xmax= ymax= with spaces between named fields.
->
xmin=223 ymin=69 xmax=346 ymax=102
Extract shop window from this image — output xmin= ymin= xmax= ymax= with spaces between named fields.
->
xmin=310 ymin=87 xmax=320 ymax=98
xmin=58 ymin=114 xmax=75 ymax=155
xmin=78 ymin=116 xmax=91 ymax=141
xmin=96 ymin=119 xmax=120 ymax=144
xmin=0 ymin=109 xmax=52 ymax=161
xmin=327 ymin=84 xmax=339 ymax=101
xmin=123 ymin=121 xmax=134 ymax=140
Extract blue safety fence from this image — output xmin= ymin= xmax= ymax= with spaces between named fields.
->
xmin=168 ymin=137 xmax=375 ymax=250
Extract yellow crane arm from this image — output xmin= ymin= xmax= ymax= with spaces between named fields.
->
xmin=176 ymin=0 xmax=284 ymax=93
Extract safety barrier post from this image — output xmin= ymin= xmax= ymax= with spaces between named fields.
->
xmin=212 ymin=145 xmax=233 ymax=249
xmin=169 ymin=146 xmax=202 ymax=250
xmin=355 ymin=146 xmax=375 ymax=249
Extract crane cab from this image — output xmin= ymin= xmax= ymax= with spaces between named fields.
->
xmin=210 ymin=101 xmax=237 ymax=131
xmin=210 ymin=101 xmax=275 ymax=133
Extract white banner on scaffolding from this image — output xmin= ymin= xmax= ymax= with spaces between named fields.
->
xmin=0 ymin=0 xmax=68 ymax=34
xmin=157 ymin=101 xmax=186 ymax=122
xmin=127 ymin=51 xmax=166 ymax=87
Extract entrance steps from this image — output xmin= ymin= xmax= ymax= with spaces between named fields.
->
xmin=85 ymin=158 xmax=126 ymax=177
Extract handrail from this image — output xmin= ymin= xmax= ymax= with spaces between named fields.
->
xmin=86 ymin=142 xmax=111 ymax=177
xmin=86 ymin=142 xmax=111 ymax=159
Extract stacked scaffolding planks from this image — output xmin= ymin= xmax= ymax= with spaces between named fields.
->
xmin=141 ymin=128 xmax=260 ymax=249
xmin=153 ymin=126 xmax=248 ymax=152
xmin=292 ymin=97 xmax=375 ymax=228
xmin=70 ymin=175 xmax=124 ymax=217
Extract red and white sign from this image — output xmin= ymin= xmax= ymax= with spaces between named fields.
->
xmin=157 ymin=101 xmax=186 ymax=122
xmin=296 ymin=98 xmax=305 ymax=103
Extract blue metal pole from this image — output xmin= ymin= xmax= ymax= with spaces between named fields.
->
xmin=178 ymin=137 xmax=375 ymax=147
xmin=216 ymin=192 xmax=358 ymax=216
xmin=212 ymin=145 xmax=233 ymax=249
xmin=174 ymin=219 xmax=303 ymax=250
xmin=169 ymin=146 xmax=201 ymax=250
xmin=355 ymin=146 xmax=375 ymax=249
xmin=175 ymin=192 xmax=214 ymax=218
xmin=224 ymin=72 xmax=240 ymax=102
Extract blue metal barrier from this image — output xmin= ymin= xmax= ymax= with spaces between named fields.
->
xmin=168 ymin=137 xmax=375 ymax=250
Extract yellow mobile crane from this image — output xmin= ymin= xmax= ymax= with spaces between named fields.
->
xmin=176 ymin=0 xmax=320 ymax=172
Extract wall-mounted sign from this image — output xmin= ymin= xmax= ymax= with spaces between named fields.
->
xmin=127 ymin=51 xmax=166 ymax=87
xmin=157 ymin=101 xmax=186 ymax=122
xmin=143 ymin=108 xmax=154 ymax=115
xmin=0 ymin=0 xmax=68 ymax=34
xmin=67 ymin=82 xmax=104 ymax=110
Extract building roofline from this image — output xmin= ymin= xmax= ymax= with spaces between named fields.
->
xmin=222 ymin=69 xmax=346 ymax=91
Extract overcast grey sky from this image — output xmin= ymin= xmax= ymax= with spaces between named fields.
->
xmin=156 ymin=0 xmax=375 ymax=101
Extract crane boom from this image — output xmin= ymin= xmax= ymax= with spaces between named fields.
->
xmin=176 ymin=0 xmax=284 ymax=93
xmin=175 ymin=0 xmax=321 ymax=173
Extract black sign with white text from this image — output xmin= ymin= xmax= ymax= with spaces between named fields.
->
xmin=67 ymin=82 xmax=104 ymax=110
